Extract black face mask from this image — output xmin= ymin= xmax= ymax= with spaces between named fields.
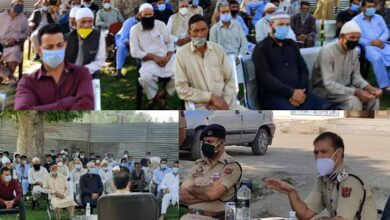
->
xmin=201 ymin=142 xmax=219 ymax=158
xmin=346 ymin=40 xmax=359 ymax=50
xmin=33 ymin=164 xmax=41 ymax=171
xmin=141 ymin=16 xmax=155 ymax=30
xmin=231 ymin=10 xmax=239 ymax=16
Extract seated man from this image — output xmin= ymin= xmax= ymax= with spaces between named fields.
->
xmin=175 ymin=14 xmax=242 ymax=110
xmin=44 ymin=164 xmax=76 ymax=220
xmin=255 ymin=3 xmax=296 ymax=43
xmin=252 ymin=11 xmax=328 ymax=110
xmin=67 ymin=5 xmax=80 ymax=32
xmin=189 ymin=0 xmax=204 ymax=15
xmin=130 ymin=3 xmax=176 ymax=109
xmin=15 ymin=23 xmax=94 ymax=110
xmin=28 ymin=158 xmax=49 ymax=209
xmin=335 ymin=0 xmax=361 ymax=37
xmin=95 ymin=0 xmax=124 ymax=36
xmin=159 ymin=161 xmax=179 ymax=220
xmin=0 ymin=0 xmax=28 ymax=84
xmin=167 ymin=0 xmax=194 ymax=48
xmin=69 ymin=158 xmax=87 ymax=205
xmin=79 ymin=161 xmax=103 ymax=208
xmin=29 ymin=0 xmax=57 ymax=60
xmin=290 ymin=1 xmax=316 ymax=48
xmin=230 ymin=0 xmax=249 ymax=36
xmin=115 ymin=6 xmax=139 ymax=78
xmin=15 ymin=155 xmax=30 ymax=196
xmin=312 ymin=21 xmax=382 ymax=110
xmin=0 ymin=167 xmax=25 ymax=220
xmin=114 ymin=171 xmax=131 ymax=194
xmin=81 ymin=0 xmax=99 ymax=14
xmin=353 ymin=0 xmax=390 ymax=94
xmin=44 ymin=154 xmax=55 ymax=171
xmin=152 ymin=158 xmax=172 ymax=197
xmin=210 ymin=2 xmax=248 ymax=83
xmin=154 ymin=0 xmax=174 ymax=24
xmin=130 ymin=162 xmax=146 ymax=192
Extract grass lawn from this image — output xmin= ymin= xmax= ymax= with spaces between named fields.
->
xmin=0 ymin=196 xmax=182 ymax=220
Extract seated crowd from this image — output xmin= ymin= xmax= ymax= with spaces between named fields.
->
xmin=0 ymin=0 xmax=389 ymax=110
xmin=0 ymin=149 xmax=179 ymax=220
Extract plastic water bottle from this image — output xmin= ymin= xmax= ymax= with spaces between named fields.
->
xmin=236 ymin=184 xmax=251 ymax=220
xmin=288 ymin=211 xmax=297 ymax=220
xmin=86 ymin=203 xmax=91 ymax=216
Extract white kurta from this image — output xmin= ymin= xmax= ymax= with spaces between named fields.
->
xmin=44 ymin=174 xmax=76 ymax=209
xmin=160 ymin=172 xmax=179 ymax=214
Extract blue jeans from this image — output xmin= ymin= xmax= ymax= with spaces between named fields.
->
xmin=115 ymin=38 xmax=128 ymax=70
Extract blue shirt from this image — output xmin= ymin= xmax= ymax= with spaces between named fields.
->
xmin=246 ymin=1 xmax=267 ymax=26
xmin=153 ymin=167 xmax=172 ymax=185
xmin=115 ymin=16 xmax=138 ymax=44
xmin=353 ymin=13 xmax=389 ymax=47
xmin=234 ymin=15 xmax=249 ymax=35
xmin=16 ymin=164 xmax=30 ymax=180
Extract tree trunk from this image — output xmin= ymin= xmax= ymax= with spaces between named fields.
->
xmin=16 ymin=111 xmax=44 ymax=160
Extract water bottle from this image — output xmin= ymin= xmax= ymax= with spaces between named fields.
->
xmin=236 ymin=184 xmax=251 ymax=220
xmin=86 ymin=203 xmax=91 ymax=216
xmin=288 ymin=211 xmax=297 ymax=220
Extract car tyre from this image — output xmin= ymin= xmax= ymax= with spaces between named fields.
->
xmin=251 ymin=128 xmax=269 ymax=155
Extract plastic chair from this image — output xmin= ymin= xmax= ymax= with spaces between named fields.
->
xmin=97 ymin=193 xmax=159 ymax=220
xmin=240 ymin=54 xmax=259 ymax=110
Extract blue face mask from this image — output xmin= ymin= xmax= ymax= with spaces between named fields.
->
xmin=172 ymin=167 xmax=179 ymax=174
xmin=265 ymin=14 xmax=271 ymax=21
xmin=42 ymin=49 xmax=65 ymax=69
xmin=89 ymin=168 xmax=99 ymax=175
xmin=121 ymin=162 xmax=127 ymax=167
xmin=364 ymin=7 xmax=376 ymax=17
xmin=158 ymin=4 xmax=166 ymax=11
xmin=350 ymin=4 xmax=360 ymax=11
xmin=192 ymin=0 xmax=200 ymax=6
xmin=220 ymin=13 xmax=232 ymax=22
xmin=13 ymin=4 xmax=24 ymax=14
xmin=274 ymin=25 xmax=290 ymax=40
xmin=84 ymin=3 xmax=91 ymax=7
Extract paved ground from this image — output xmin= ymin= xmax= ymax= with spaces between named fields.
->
xmin=180 ymin=127 xmax=390 ymax=219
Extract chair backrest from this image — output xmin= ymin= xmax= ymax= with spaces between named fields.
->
xmin=106 ymin=22 xmax=123 ymax=47
xmin=299 ymin=47 xmax=322 ymax=89
xmin=0 ymin=93 xmax=6 ymax=110
xmin=97 ymin=193 xmax=159 ymax=220
xmin=381 ymin=195 xmax=390 ymax=220
xmin=240 ymin=55 xmax=259 ymax=110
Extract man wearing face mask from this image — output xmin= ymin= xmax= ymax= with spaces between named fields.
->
xmin=175 ymin=14 xmax=241 ymax=110
xmin=252 ymin=11 xmax=329 ymax=110
xmin=29 ymin=0 xmax=57 ymax=61
xmin=152 ymin=158 xmax=172 ymax=196
xmin=130 ymin=162 xmax=146 ymax=192
xmin=70 ymin=158 xmax=87 ymax=205
xmin=28 ymin=157 xmax=49 ymax=209
xmin=265 ymin=132 xmax=378 ymax=220
xmin=0 ymin=0 xmax=28 ymax=85
xmin=130 ymin=3 xmax=176 ymax=109
xmin=189 ymin=0 xmax=204 ymax=15
xmin=154 ymin=0 xmax=174 ymax=24
xmin=95 ymin=0 xmax=124 ymax=36
xmin=335 ymin=0 xmax=361 ymax=38
xmin=167 ymin=0 xmax=194 ymax=48
xmin=79 ymin=161 xmax=103 ymax=209
xmin=15 ymin=23 xmax=94 ymax=110
xmin=290 ymin=1 xmax=316 ymax=48
xmin=56 ymin=156 xmax=70 ymax=179
xmin=15 ymin=155 xmax=30 ymax=196
xmin=0 ymin=167 xmax=25 ymax=220
xmin=312 ymin=21 xmax=382 ymax=110
xmin=353 ymin=0 xmax=390 ymax=95
xmin=210 ymin=1 xmax=248 ymax=76
xmin=180 ymin=124 xmax=242 ymax=220
xmin=230 ymin=0 xmax=249 ymax=36
xmin=159 ymin=161 xmax=179 ymax=220
xmin=44 ymin=164 xmax=76 ymax=220
xmin=81 ymin=0 xmax=99 ymax=15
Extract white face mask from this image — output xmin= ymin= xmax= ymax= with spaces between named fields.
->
xmin=75 ymin=164 xmax=82 ymax=169
xmin=4 ymin=175 xmax=12 ymax=183
xmin=179 ymin=7 xmax=189 ymax=15
xmin=316 ymin=149 xmax=339 ymax=176
xmin=57 ymin=162 xmax=63 ymax=166
xmin=103 ymin=3 xmax=111 ymax=9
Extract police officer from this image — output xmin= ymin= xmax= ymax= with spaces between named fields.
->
xmin=265 ymin=131 xmax=378 ymax=220
xmin=180 ymin=124 xmax=242 ymax=220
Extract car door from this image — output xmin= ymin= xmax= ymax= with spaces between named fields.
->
xmin=206 ymin=110 xmax=242 ymax=144
xmin=241 ymin=110 xmax=264 ymax=142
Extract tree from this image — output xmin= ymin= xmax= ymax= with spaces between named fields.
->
xmin=0 ymin=111 xmax=85 ymax=160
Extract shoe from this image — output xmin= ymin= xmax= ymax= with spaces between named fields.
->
xmin=115 ymin=69 xmax=123 ymax=79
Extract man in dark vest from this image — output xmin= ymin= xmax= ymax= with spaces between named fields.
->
xmin=29 ymin=0 xmax=57 ymax=60
xmin=65 ymin=7 xmax=105 ymax=110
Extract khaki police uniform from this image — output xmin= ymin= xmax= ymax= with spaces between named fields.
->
xmin=180 ymin=152 xmax=242 ymax=220
xmin=305 ymin=162 xmax=378 ymax=220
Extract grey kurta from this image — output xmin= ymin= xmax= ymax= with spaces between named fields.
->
xmin=311 ymin=41 xmax=378 ymax=110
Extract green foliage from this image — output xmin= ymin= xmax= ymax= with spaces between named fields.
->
xmin=0 ymin=111 xmax=86 ymax=122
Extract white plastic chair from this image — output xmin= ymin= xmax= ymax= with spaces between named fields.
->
xmin=0 ymin=93 xmax=6 ymax=110
xmin=93 ymin=79 xmax=101 ymax=110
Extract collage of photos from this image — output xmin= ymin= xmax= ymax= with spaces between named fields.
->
xmin=0 ymin=0 xmax=390 ymax=220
